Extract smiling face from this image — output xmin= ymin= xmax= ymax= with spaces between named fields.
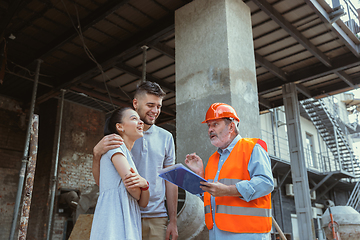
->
xmin=116 ymin=109 xmax=144 ymax=141
xmin=133 ymin=93 xmax=162 ymax=129
xmin=207 ymin=118 xmax=233 ymax=149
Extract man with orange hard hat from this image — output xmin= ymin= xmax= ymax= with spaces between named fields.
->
xmin=185 ymin=103 xmax=274 ymax=240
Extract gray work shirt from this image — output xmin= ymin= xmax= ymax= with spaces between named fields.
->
xmin=131 ymin=125 xmax=176 ymax=218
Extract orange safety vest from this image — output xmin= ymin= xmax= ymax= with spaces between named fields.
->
xmin=204 ymin=138 xmax=272 ymax=233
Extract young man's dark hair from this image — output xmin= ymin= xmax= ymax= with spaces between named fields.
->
xmin=135 ymin=81 xmax=166 ymax=99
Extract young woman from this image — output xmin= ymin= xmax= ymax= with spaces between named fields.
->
xmin=90 ymin=107 xmax=149 ymax=240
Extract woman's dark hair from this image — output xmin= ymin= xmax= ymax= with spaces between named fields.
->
xmin=104 ymin=107 xmax=132 ymax=136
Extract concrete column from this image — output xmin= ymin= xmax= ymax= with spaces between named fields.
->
xmin=175 ymin=0 xmax=259 ymax=239
xmin=176 ymin=0 xmax=259 ymax=165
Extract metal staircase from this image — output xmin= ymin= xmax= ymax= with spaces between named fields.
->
xmin=347 ymin=181 xmax=360 ymax=211
xmin=300 ymin=98 xmax=360 ymax=179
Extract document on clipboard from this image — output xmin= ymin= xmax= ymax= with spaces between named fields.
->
xmin=158 ymin=163 xmax=207 ymax=195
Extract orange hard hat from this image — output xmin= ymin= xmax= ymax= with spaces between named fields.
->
xmin=202 ymin=103 xmax=240 ymax=123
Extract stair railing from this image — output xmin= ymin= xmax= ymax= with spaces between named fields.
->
xmin=346 ymin=181 xmax=360 ymax=211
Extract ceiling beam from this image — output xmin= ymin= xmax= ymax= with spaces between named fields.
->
xmin=9 ymin=1 xmax=53 ymax=37
xmin=310 ymin=78 xmax=360 ymax=98
xmin=81 ymin=48 xmax=145 ymax=87
xmin=255 ymin=52 xmax=288 ymax=81
xmin=304 ymin=0 xmax=360 ymax=57
xmin=115 ymin=63 xmax=175 ymax=92
xmin=4 ymin=69 xmax=54 ymax=88
xmin=335 ymin=71 xmax=357 ymax=89
xmin=83 ymin=79 xmax=133 ymax=101
xmin=296 ymin=84 xmax=312 ymax=98
xmin=251 ymin=0 xmax=332 ymax=67
xmin=290 ymin=53 xmax=358 ymax=83
xmin=36 ymin=13 xmax=175 ymax=104
xmin=21 ymin=0 xmax=131 ymax=66
xmin=258 ymin=53 xmax=360 ymax=94
xmin=258 ymin=95 xmax=272 ymax=109
xmin=71 ymin=85 xmax=130 ymax=108
xmin=0 ymin=0 xmax=24 ymax=41
xmin=262 ymin=76 xmax=360 ymax=109
xmin=150 ymin=42 xmax=175 ymax=59
xmin=71 ymin=85 xmax=175 ymax=116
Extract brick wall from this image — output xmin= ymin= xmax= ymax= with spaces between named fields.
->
xmin=0 ymin=168 xmax=20 ymax=239
xmin=0 ymin=97 xmax=26 ymax=240
xmin=57 ymin=100 xmax=104 ymax=192
xmin=50 ymin=101 xmax=104 ymax=240
xmin=51 ymin=216 xmax=67 ymax=240
xmin=0 ymin=95 xmax=105 ymax=240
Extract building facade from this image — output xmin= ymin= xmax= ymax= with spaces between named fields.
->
xmin=260 ymin=92 xmax=360 ymax=239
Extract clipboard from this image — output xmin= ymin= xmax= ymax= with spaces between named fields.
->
xmin=159 ymin=163 xmax=207 ymax=195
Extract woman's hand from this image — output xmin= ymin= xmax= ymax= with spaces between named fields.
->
xmin=124 ymin=168 xmax=150 ymax=207
xmin=123 ymin=168 xmax=148 ymax=189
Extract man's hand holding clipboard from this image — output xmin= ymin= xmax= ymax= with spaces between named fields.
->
xmin=158 ymin=162 xmax=207 ymax=195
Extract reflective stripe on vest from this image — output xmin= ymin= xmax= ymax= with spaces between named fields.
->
xmin=218 ymin=178 xmax=241 ymax=185
xmin=216 ymin=205 xmax=271 ymax=217
xmin=205 ymin=205 xmax=271 ymax=218
xmin=204 ymin=205 xmax=211 ymax=214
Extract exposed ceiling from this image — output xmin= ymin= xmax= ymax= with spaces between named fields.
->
xmin=1 ymin=0 xmax=360 ymax=125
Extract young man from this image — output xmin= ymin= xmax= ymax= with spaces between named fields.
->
xmin=92 ymin=81 xmax=178 ymax=240
xmin=185 ymin=103 xmax=274 ymax=240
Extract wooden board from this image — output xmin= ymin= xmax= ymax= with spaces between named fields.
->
xmin=68 ymin=214 xmax=93 ymax=240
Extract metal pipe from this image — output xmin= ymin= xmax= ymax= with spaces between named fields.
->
xmin=9 ymin=59 xmax=42 ymax=240
xmin=275 ymin=108 xmax=281 ymax=158
xmin=270 ymin=110 xmax=277 ymax=156
xmin=18 ymin=114 xmax=39 ymax=240
xmin=329 ymin=207 xmax=338 ymax=240
xmin=141 ymin=45 xmax=149 ymax=83
xmin=317 ymin=132 xmax=323 ymax=171
xmin=346 ymin=1 xmax=353 ymax=33
xmin=277 ymin=173 xmax=285 ymax=230
xmin=349 ymin=141 xmax=355 ymax=175
xmin=46 ymin=89 xmax=66 ymax=240
xmin=326 ymin=142 xmax=330 ymax=172
xmin=334 ymin=126 xmax=341 ymax=171
xmin=5 ymin=70 xmax=53 ymax=87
